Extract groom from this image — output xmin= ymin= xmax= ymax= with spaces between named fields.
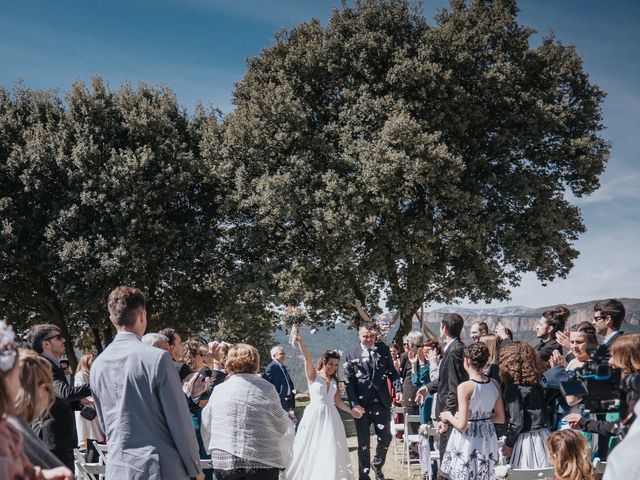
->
xmin=345 ymin=324 xmax=402 ymax=480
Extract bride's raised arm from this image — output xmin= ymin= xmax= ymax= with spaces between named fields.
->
xmin=295 ymin=328 xmax=317 ymax=384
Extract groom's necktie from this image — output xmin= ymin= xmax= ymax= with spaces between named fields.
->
xmin=367 ymin=348 xmax=377 ymax=377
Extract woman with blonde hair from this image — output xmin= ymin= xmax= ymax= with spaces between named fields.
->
xmin=9 ymin=348 xmax=65 ymax=470
xmin=481 ymin=333 xmax=500 ymax=382
xmin=74 ymin=353 xmax=105 ymax=461
xmin=546 ymin=430 xmax=595 ymax=480
xmin=0 ymin=321 xmax=72 ymax=479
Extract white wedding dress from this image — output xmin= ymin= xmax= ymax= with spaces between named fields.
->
xmin=285 ymin=375 xmax=355 ymax=480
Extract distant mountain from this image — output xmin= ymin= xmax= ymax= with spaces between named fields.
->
xmin=272 ymin=298 xmax=640 ymax=391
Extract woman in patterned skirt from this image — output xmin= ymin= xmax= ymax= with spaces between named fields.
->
xmin=439 ymin=343 xmax=505 ymax=480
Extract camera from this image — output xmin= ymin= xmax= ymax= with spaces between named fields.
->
xmin=560 ymin=344 xmax=624 ymax=413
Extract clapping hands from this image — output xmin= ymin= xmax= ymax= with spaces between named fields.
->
xmin=549 ymin=349 xmax=566 ymax=368
xmin=427 ymin=348 xmax=440 ymax=365
xmin=556 ymin=330 xmax=571 ymax=350
xmin=496 ymin=323 xmax=508 ymax=340
xmin=415 ymin=386 xmax=427 ymax=405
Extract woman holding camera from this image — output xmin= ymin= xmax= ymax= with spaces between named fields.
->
xmin=563 ymin=333 xmax=640 ymax=437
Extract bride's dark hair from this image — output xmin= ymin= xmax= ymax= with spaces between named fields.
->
xmin=317 ymin=349 xmax=341 ymax=380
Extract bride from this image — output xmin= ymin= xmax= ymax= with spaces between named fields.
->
xmin=285 ymin=328 xmax=355 ymax=480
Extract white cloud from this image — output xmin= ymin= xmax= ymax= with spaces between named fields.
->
xmin=571 ymin=172 xmax=640 ymax=205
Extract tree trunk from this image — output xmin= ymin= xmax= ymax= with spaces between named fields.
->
xmin=91 ymin=326 xmax=104 ymax=354
xmin=393 ymin=308 xmax=417 ymax=346
xmin=102 ymin=323 xmax=114 ymax=347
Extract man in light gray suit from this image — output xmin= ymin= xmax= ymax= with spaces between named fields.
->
xmin=90 ymin=286 xmax=203 ymax=480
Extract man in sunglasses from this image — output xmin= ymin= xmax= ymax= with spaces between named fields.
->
xmin=592 ymin=298 xmax=625 ymax=351
xmin=27 ymin=324 xmax=92 ymax=472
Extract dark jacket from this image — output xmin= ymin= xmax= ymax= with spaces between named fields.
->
xmin=263 ymin=360 xmax=296 ymax=411
xmin=39 ymin=356 xmax=91 ymax=452
xmin=8 ymin=415 xmax=63 ymax=469
xmin=400 ymin=352 xmax=419 ymax=408
xmin=435 ymin=338 xmax=468 ymax=416
xmin=503 ymin=383 xmax=550 ymax=448
xmin=345 ymin=342 xmax=402 ymax=409
xmin=535 ymin=338 xmax=563 ymax=362
xmin=604 ymin=331 xmax=624 ymax=350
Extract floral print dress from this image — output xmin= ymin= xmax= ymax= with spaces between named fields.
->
xmin=440 ymin=379 xmax=499 ymax=480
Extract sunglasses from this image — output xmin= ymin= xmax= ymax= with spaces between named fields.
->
xmin=44 ymin=333 xmax=64 ymax=342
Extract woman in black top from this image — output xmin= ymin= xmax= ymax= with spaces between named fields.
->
xmin=500 ymin=342 xmax=551 ymax=469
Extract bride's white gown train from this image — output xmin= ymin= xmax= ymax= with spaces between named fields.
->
xmin=285 ymin=376 xmax=355 ymax=480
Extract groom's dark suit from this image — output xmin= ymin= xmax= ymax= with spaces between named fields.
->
xmin=345 ymin=342 xmax=402 ymax=480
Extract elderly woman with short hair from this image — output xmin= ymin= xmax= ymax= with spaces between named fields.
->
xmin=201 ymin=343 xmax=293 ymax=480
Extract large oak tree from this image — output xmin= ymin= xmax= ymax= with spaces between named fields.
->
xmin=0 ymin=78 xmax=231 ymax=365
xmin=220 ymin=0 xmax=610 ymax=341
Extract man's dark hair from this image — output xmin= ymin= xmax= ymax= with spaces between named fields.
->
xmin=159 ymin=327 xmax=179 ymax=346
xmin=594 ymin=299 xmax=626 ymax=329
xmin=476 ymin=321 xmax=489 ymax=335
xmin=26 ymin=324 xmax=60 ymax=354
xmin=441 ymin=313 xmax=464 ymax=338
xmin=107 ymin=286 xmax=146 ymax=327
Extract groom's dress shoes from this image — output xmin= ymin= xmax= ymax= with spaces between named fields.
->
xmin=372 ymin=465 xmax=385 ymax=480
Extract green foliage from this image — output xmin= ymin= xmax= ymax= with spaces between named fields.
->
xmin=0 ymin=0 xmax=611 ymax=356
xmin=0 ymin=78 xmax=235 ymax=363
xmin=220 ymin=0 xmax=610 ymax=341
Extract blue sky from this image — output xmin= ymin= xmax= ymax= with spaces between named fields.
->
xmin=1 ymin=0 xmax=638 ymax=309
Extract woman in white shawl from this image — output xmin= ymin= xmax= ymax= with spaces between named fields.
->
xmin=201 ymin=343 xmax=294 ymax=480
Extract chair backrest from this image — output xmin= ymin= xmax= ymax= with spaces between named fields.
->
xmin=593 ymin=458 xmax=607 ymax=474
xmin=74 ymin=449 xmax=104 ymax=480
xmin=404 ymin=414 xmax=422 ymax=429
xmin=94 ymin=443 xmax=108 ymax=464
xmin=506 ymin=467 xmax=555 ymax=479
xmin=391 ymin=406 xmax=405 ymax=427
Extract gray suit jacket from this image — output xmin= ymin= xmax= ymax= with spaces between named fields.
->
xmin=90 ymin=332 xmax=201 ymax=479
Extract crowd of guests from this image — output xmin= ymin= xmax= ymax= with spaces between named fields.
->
xmin=384 ymin=300 xmax=639 ymax=480
xmin=0 ymin=289 xmax=638 ymax=480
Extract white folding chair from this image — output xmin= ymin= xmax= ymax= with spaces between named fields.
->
xmin=74 ymin=449 xmax=105 ymax=480
xmin=390 ymin=406 xmax=405 ymax=461
xmin=593 ymin=457 xmax=607 ymax=474
xmin=422 ymin=425 xmax=440 ymax=480
xmin=403 ymin=414 xmax=422 ymax=478
xmin=94 ymin=443 xmax=108 ymax=480
xmin=200 ymin=458 xmax=212 ymax=471
xmin=505 ymin=466 xmax=555 ymax=479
